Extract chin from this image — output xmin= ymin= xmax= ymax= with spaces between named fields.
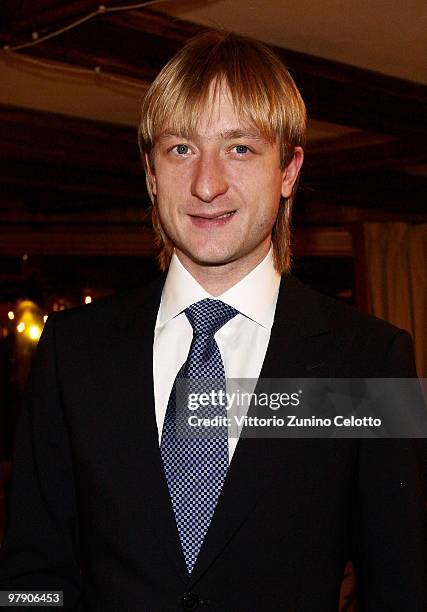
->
xmin=182 ymin=244 xmax=238 ymax=268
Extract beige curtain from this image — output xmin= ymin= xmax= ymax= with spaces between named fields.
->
xmin=363 ymin=222 xmax=427 ymax=378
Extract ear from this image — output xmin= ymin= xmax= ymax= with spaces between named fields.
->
xmin=144 ymin=152 xmax=157 ymax=196
xmin=281 ymin=147 xmax=304 ymax=199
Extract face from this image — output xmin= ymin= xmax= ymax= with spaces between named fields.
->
xmin=148 ymin=83 xmax=303 ymax=275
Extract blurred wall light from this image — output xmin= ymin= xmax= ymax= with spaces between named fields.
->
xmin=15 ymin=300 xmax=44 ymax=343
xmin=29 ymin=325 xmax=42 ymax=341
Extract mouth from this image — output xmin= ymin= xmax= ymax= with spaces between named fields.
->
xmin=189 ymin=210 xmax=237 ymax=227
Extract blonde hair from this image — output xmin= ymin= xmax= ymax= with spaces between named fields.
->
xmin=138 ymin=30 xmax=306 ymax=273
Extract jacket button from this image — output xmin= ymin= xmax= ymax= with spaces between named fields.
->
xmin=181 ymin=592 xmax=200 ymax=610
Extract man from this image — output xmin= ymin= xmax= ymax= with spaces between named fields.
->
xmin=0 ymin=31 xmax=426 ymax=611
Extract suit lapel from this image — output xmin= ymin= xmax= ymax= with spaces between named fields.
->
xmin=258 ymin=274 xmax=334 ymax=378
xmin=112 ymin=276 xmax=190 ymax=584
xmin=190 ymin=274 xmax=335 ymax=583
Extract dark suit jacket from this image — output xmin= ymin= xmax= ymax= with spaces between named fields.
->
xmin=0 ymin=275 xmax=426 ymax=611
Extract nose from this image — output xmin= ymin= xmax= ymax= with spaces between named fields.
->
xmin=190 ymin=153 xmax=228 ymax=202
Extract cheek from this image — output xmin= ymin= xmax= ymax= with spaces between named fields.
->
xmin=235 ymin=168 xmax=282 ymax=216
xmin=156 ymin=165 xmax=191 ymax=204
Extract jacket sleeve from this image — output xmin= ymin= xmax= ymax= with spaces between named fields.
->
xmin=0 ymin=313 xmax=84 ymax=610
xmin=353 ymin=330 xmax=427 ymax=611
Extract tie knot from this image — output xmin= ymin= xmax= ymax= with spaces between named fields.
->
xmin=185 ymin=299 xmax=238 ymax=336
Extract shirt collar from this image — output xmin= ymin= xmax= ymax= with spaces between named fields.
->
xmin=157 ymin=246 xmax=280 ymax=330
xmin=219 ymin=246 xmax=280 ymax=329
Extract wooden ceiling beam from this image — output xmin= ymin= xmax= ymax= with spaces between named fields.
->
xmin=292 ymin=227 xmax=352 ymax=257
xmin=0 ymin=105 xmax=142 ymax=175
xmin=2 ymin=1 xmax=121 ymax=33
xmin=306 ymin=136 xmax=426 ymax=177
xmin=299 ymin=174 xmax=427 ymax=215
xmin=1 ymin=7 xmax=425 ymax=137
xmin=0 ymin=158 xmax=145 ymax=201
xmin=0 ymin=223 xmax=156 ymax=256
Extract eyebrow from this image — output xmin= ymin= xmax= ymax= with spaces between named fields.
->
xmin=220 ymin=129 xmax=266 ymax=141
xmin=158 ymin=128 xmax=268 ymax=142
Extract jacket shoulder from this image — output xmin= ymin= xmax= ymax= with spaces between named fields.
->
xmin=283 ymin=275 xmax=416 ymax=377
xmin=45 ymin=275 xmax=164 ymax=343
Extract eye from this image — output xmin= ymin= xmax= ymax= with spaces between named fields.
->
xmin=174 ymin=144 xmax=190 ymax=155
xmin=233 ymin=145 xmax=250 ymax=155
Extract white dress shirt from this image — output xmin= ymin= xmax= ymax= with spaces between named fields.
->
xmin=153 ymin=246 xmax=281 ymax=462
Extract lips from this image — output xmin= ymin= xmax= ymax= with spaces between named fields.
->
xmin=190 ymin=210 xmax=236 ymax=220
xmin=189 ymin=210 xmax=237 ymax=227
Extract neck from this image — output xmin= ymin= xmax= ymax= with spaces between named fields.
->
xmin=175 ymin=243 xmax=272 ymax=296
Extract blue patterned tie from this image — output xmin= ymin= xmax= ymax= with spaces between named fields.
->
xmin=160 ymin=299 xmax=238 ymax=573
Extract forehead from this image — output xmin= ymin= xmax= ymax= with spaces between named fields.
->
xmin=195 ymin=83 xmax=240 ymax=134
xmin=158 ymin=81 xmax=271 ymax=142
